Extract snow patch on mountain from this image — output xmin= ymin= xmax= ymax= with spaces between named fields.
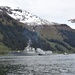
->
xmin=0 ymin=6 xmax=59 ymax=26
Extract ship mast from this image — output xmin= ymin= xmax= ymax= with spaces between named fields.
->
xmin=27 ymin=39 xmax=32 ymax=48
xmin=24 ymin=39 xmax=32 ymax=51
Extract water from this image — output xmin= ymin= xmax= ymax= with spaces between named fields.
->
xmin=0 ymin=54 xmax=75 ymax=75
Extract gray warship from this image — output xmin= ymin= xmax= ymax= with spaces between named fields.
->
xmin=8 ymin=39 xmax=45 ymax=56
xmin=8 ymin=39 xmax=53 ymax=56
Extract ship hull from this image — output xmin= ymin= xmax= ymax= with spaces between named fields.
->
xmin=8 ymin=51 xmax=38 ymax=56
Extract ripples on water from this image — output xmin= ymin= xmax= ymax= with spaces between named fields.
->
xmin=0 ymin=54 xmax=75 ymax=75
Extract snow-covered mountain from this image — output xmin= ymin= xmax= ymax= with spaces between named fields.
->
xmin=1 ymin=6 xmax=75 ymax=53
xmin=0 ymin=6 xmax=59 ymax=26
xmin=68 ymin=19 xmax=75 ymax=23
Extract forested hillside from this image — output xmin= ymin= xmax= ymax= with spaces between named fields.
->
xmin=0 ymin=9 xmax=75 ymax=53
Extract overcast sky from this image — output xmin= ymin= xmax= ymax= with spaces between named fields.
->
xmin=0 ymin=0 xmax=75 ymax=29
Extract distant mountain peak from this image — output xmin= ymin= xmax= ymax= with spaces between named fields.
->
xmin=0 ymin=6 xmax=59 ymax=26
xmin=68 ymin=19 xmax=75 ymax=23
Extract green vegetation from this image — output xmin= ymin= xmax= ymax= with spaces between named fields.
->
xmin=0 ymin=43 xmax=9 ymax=55
xmin=0 ymin=11 xmax=75 ymax=54
xmin=36 ymin=24 xmax=75 ymax=53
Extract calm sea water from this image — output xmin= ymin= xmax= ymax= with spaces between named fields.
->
xmin=0 ymin=54 xmax=75 ymax=75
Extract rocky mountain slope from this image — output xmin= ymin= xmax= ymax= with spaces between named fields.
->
xmin=0 ymin=6 xmax=75 ymax=53
xmin=0 ymin=6 xmax=59 ymax=26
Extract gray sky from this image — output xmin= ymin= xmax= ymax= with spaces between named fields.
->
xmin=0 ymin=0 xmax=75 ymax=29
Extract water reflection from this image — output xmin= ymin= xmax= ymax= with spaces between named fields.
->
xmin=0 ymin=54 xmax=75 ymax=75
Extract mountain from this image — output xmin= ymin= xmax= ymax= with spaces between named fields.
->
xmin=0 ymin=7 xmax=52 ymax=53
xmin=0 ymin=6 xmax=75 ymax=53
xmin=34 ymin=24 xmax=75 ymax=53
xmin=0 ymin=6 xmax=59 ymax=26
xmin=68 ymin=19 xmax=75 ymax=23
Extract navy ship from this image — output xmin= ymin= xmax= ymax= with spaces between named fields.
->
xmin=8 ymin=39 xmax=44 ymax=56
xmin=8 ymin=39 xmax=52 ymax=56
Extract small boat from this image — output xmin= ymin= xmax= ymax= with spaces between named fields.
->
xmin=63 ymin=52 xmax=68 ymax=55
xmin=36 ymin=48 xmax=45 ymax=55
